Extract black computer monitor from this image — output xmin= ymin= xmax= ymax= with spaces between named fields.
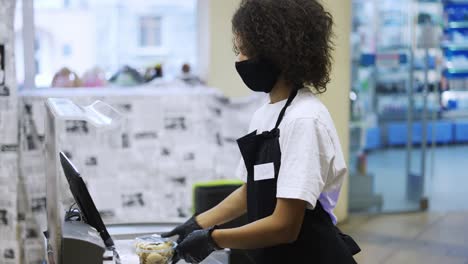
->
xmin=59 ymin=152 xmax=114 ymax=248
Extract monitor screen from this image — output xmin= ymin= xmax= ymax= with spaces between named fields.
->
xmin=59 ymin=152 xmax=114 ymax=248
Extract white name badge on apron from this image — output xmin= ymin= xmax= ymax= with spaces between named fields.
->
xmin=254 ymin=163 xmax=275 ymax=181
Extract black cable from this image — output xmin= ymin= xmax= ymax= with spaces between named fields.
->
xmin=68 ymin=202 xmax=77 ymax=212
xmin=65 ymin=203 xmax=82 ymax=222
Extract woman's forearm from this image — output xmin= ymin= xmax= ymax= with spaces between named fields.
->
xmin=211 ymin=215 xmax=293 ymax=249
xmin=195 ymin=184 xmax=247 ymax=228
xmin=211 ymin=198 xmax=306 ymax=249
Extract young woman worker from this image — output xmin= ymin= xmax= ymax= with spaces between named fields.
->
xmin=163 ymin=0 xmax=360 ymax=263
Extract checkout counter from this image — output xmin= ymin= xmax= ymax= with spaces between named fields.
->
xmin=107 ymin=225 xmax=229 ymax=264
xmin=48 ymin=211 xmax=229 ymax=264
xmin=44 ymin=98 xmax=229 ymax=264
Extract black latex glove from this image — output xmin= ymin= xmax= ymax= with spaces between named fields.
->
xmin=161 ymin=216 xmax=202 ymax=243
xmin=176 ymin=226 xmax=221 ymax=264
xmin=171 ymin=253 xmax=181 ymax=264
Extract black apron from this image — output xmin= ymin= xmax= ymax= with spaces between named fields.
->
xmin=236 ymin=90 xmax=359 ymax=264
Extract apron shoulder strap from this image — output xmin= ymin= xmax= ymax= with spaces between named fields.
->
xmin=274 ymin=89 xmax=298 ymax=129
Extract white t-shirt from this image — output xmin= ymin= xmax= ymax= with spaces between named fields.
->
xmin=236 ymin=88 xmax=347 ymax=224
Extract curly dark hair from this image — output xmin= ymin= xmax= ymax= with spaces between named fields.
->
xmin=232 ymin=0 xmax=334 ymax=93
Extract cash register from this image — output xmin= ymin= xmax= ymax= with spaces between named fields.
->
xmin=55 ymin=152 xmax=118 ymax=264
xmin=44 ymin=98 xmax=125 ymax=264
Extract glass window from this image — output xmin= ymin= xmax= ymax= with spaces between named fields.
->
xmin=139 ymin=16 xmax=162 ymax=48
xmin=15 ymin=0 xmax=198 ymax=88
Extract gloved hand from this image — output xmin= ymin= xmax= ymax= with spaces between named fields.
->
xmin=171 ymin=253 xmax=181 ymax=264
xmin=161 ymin=216 xmax=203 ymax=243
xmin=176 ymin=226 xmax=221 ymax=264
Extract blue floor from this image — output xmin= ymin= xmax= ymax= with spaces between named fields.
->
xmin=367 ymin=145 xmax=468 ymax=212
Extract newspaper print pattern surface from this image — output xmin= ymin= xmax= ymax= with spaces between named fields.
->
xmin=0 ymin=0 xmax=19 ymax=263
xmin=18 ymin=87 xmax=262 ymax=262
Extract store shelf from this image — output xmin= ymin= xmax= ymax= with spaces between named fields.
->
xmin=442 ymin=110 xmax=468 ymax=118
xmin=443 ymin=90 xmax=468 ymax=93
xmin=443 ymin=0 xmax=468 ymax=4
xmin=453 ymin=89 xmax=468 ymax=92
xmin=350 ymin=121 xmax=366 ymax=129
xmin=378 ymin=111 xmax=441 ymax=122
xmin=442 ymin=43 xmax=468 ymax=51
xmin=447 ymin=67 xmax=468 ymax=73
xmin=415 ymin=47 xmax=444 ymax=51
xmin=377 ymin=47 xmax=411 ymax=53
xmin=376 ymin=91 xmax=440 ymax=96
xmin=448 ymin=21 xmax=468 ymax=29
xmin=413 ymin=69 xmax=440 ymax=75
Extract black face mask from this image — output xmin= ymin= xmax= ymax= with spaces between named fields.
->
xmin=235 ymin=58 xmax=281 ymax=93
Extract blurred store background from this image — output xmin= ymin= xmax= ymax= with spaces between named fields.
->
xmin=349 ymin=0 xmax=468 ymax=214
xmin=14 ymin=0 xmax=198 ymax=88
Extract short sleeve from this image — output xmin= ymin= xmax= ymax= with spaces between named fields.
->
xmin=236 ymin=158 xmax=247 ymax=182
xmin=276 ymin=118 xmax=334 ymax=209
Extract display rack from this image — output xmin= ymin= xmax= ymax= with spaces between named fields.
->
xmin=350 ymin=0 xmax=443 ymax=210
xmin=440 ymin=0 xmax=468 ymax=143
xmin=349 ymin=0 xmax=468 ymax=150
